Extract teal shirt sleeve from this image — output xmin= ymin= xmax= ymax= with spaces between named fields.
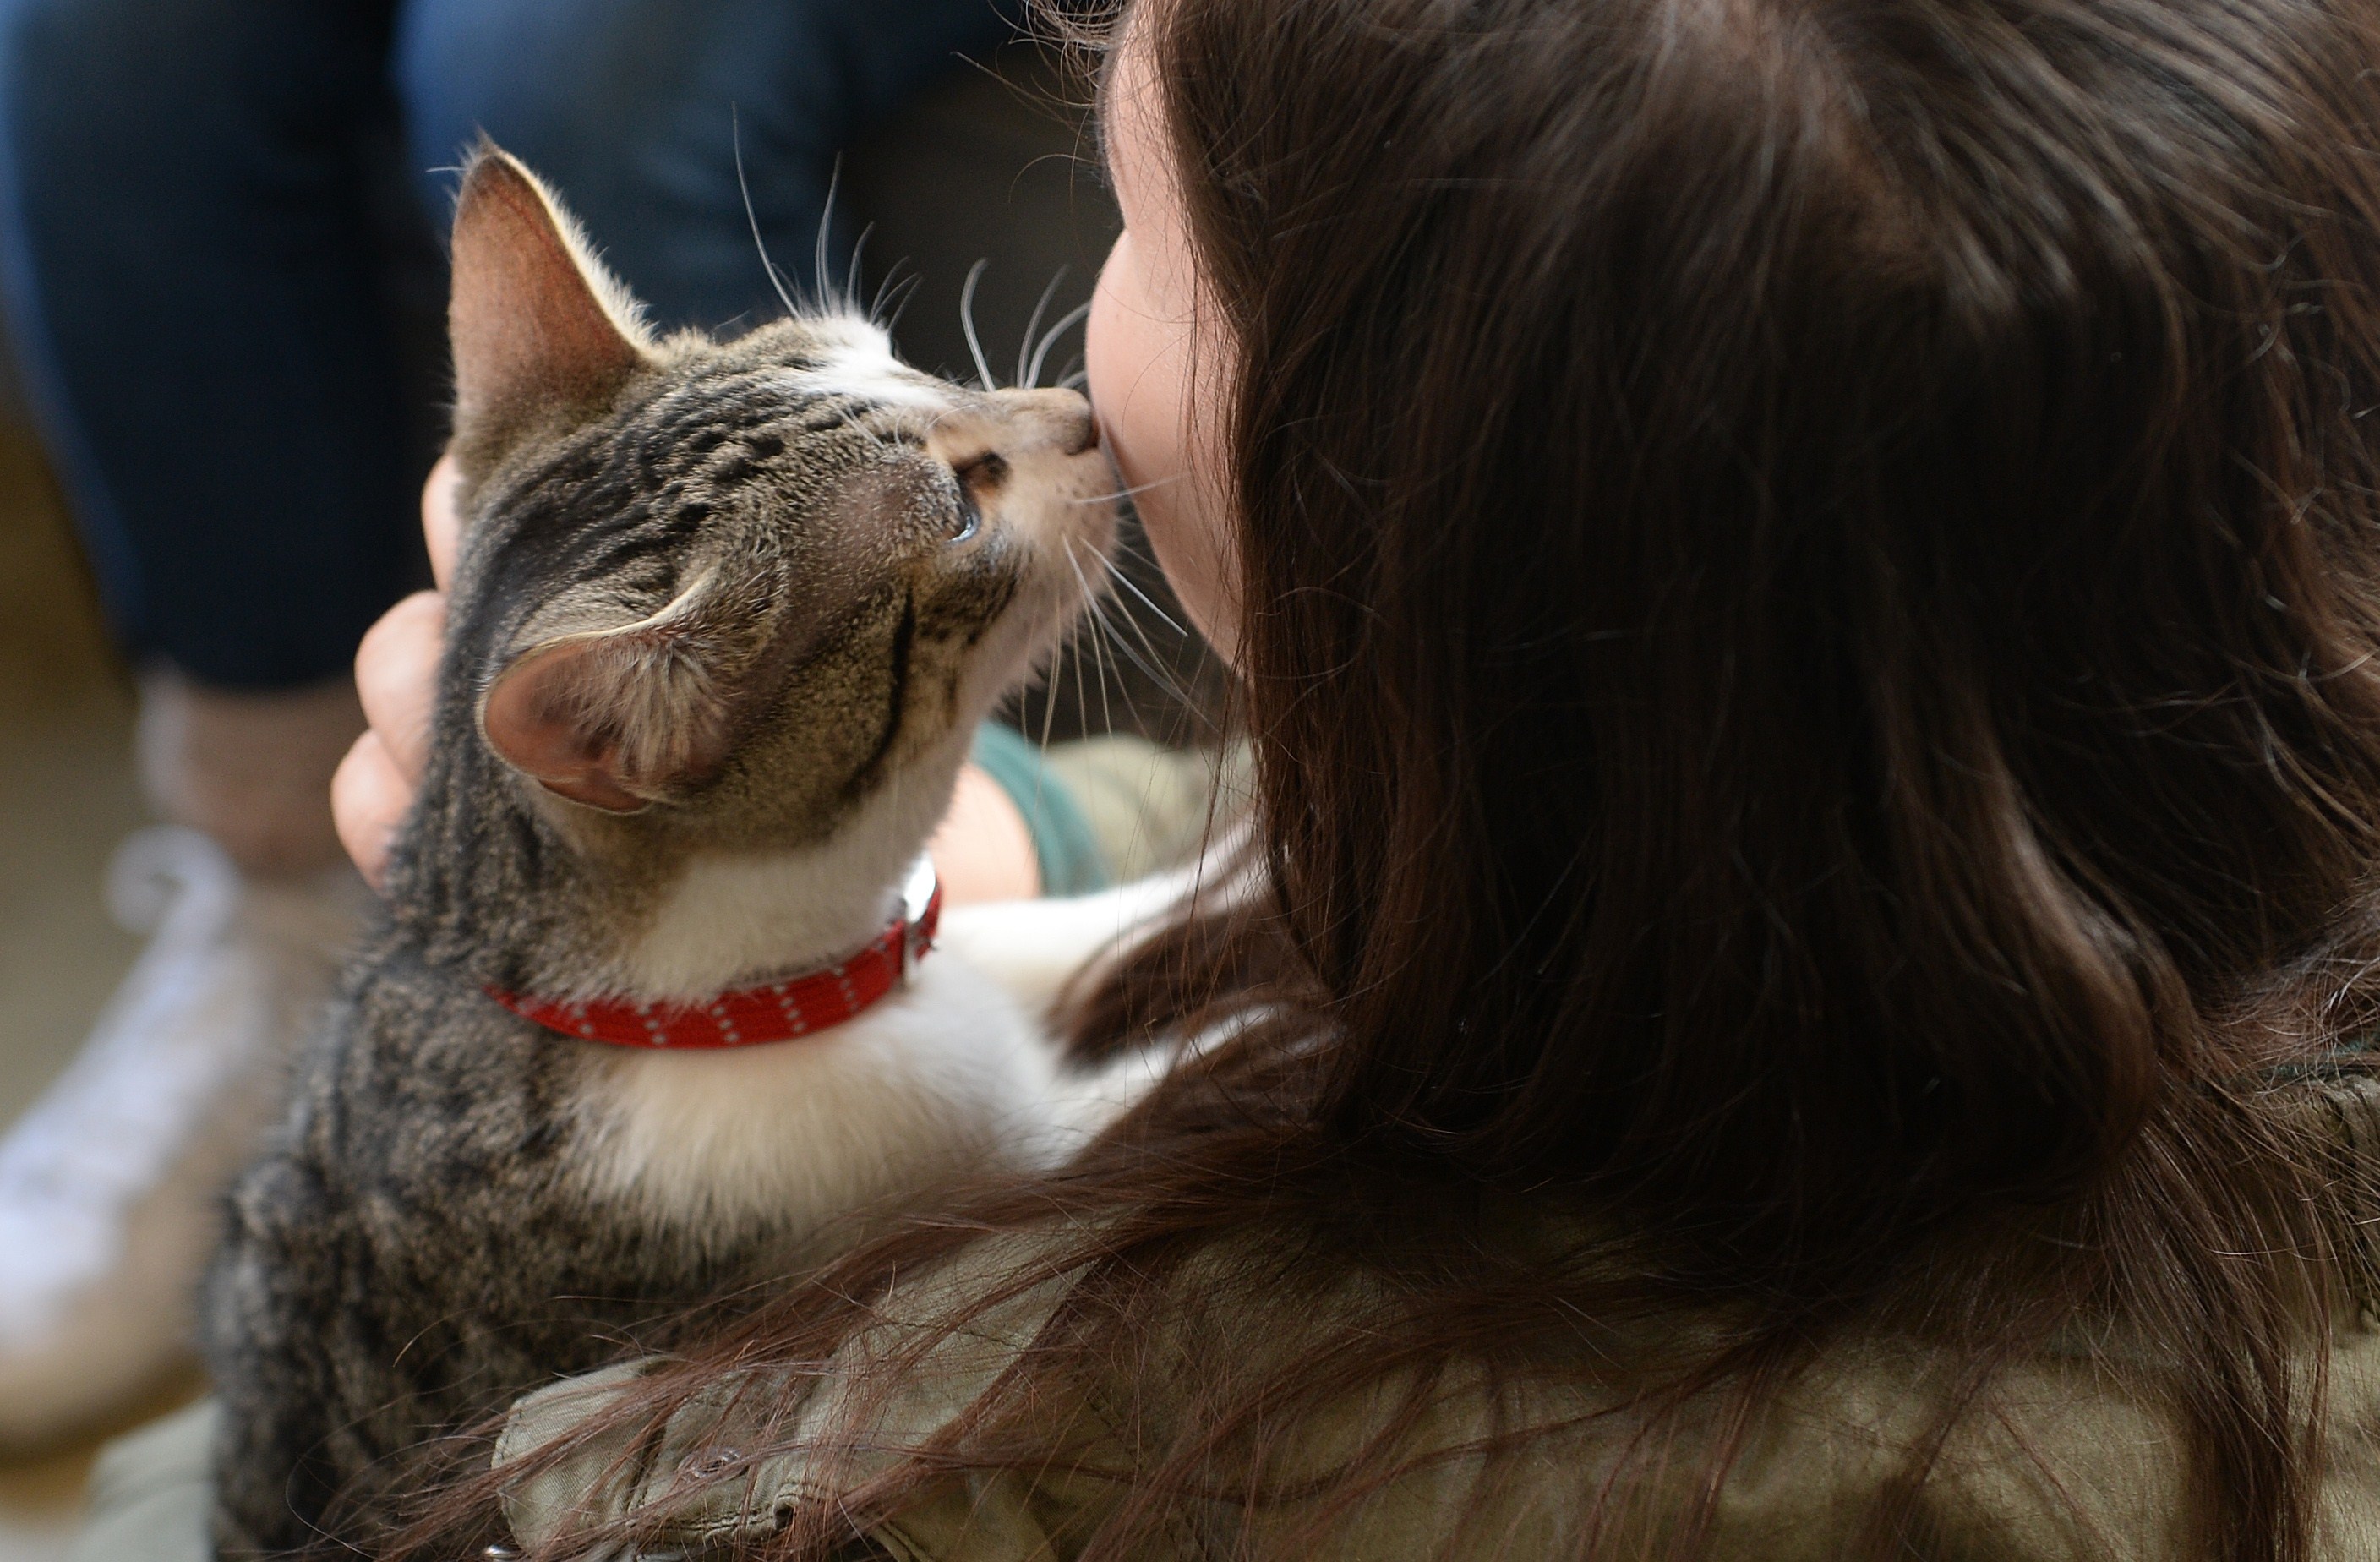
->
xmin=969 ymin=724 xmax=1111 ymax=897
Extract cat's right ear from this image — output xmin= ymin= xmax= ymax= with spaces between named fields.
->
xmin=478 ymin=569 xmax=778 ymax=813
xmin=448 ymin=142 xmax=655 ymax=457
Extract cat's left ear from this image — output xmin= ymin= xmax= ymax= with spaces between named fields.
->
xmin=448 ymin=141 xmax=657 ymax=460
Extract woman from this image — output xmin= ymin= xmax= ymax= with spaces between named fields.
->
xmin=243 ymin=0 xmax=2380 ymax=1552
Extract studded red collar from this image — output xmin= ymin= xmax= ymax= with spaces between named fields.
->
xmin=485 ymin=859 xmax=942 ymax=1050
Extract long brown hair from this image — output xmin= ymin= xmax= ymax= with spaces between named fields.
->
xmin=407 ymin=0 xmax=2380 ymax=1554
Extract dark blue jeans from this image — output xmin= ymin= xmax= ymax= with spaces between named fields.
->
xmin=0 ymin=0 xmax=1013 ymax=690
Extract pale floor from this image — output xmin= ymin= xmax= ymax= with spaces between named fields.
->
xmin=0 ymin=419 xmax=159 ymax=1560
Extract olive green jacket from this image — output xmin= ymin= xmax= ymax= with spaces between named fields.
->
xmin=80 ymin=1136 xmax=2380 ymax=1562
xmin=60 ymin=763 xmax=2380 ymax=1559
xmin=477 ymin=1152 xmax=2380 ymax=1562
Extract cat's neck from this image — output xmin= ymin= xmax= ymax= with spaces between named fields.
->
xmin=608 ymin=823 xmax=926 ymax=1002
xmin=391 ymin=721 xmax=957 ymax=1006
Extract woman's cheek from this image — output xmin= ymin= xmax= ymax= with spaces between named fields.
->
xmin=1086 ymin=234 xmax=1242 ymax=664
xmin=1085 ymin=233 xmax=1173 ymax=486
xmin=1134 ymin=466 xmax=1240 ymax=667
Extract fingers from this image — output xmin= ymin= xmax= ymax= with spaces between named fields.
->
xmin=333 ymin=731 xmax=412 ymax=893
xmin=423 ymin=452 xmax=461 ymax=590
xmin=340 ymin=586 xmax=446 ymax=889
xmin=355 ymin=591 xmax=445 ymax=784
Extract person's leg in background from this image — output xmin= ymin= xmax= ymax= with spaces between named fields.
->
xmin=0 ymin=0 xmax=429 ymax=1446
xmin=397 ymin=0 xmax=1018 ymax=334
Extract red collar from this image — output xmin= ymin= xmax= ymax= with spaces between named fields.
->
xmin=486 ymin=859 xmax=942 ymax=1050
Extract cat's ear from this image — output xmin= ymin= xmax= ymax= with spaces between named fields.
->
xmin=448 ymin=141 xmax=656 ymax=453
xmin=479 ymin=576 xmax=765 ymax=813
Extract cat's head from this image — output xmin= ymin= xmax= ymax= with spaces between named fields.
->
xmin=418 ymin=145 xmax=1116 ymax=991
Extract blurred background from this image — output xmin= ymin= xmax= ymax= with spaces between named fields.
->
xmin=0 ymin=38 xmax=1209 ymax=1557
xmin=0 ymin=331 xmax=146 ymax=1562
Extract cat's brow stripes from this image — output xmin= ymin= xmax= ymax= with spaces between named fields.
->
xmin=489 ymin=360 xmax=939 ymax=637
xmin=639 ymin=368 xmax=934 ymax=466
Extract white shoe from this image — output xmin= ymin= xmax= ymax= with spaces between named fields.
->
xmin=0 ymin=827 xmax=368 ymax=1450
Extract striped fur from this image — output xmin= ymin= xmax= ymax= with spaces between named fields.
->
xmin=204 ymin=147 xmax=1118 ymax=1555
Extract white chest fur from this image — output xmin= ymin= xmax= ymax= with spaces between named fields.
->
xmin=565 ymin=956 xmax=1055 ymax=1245
xmin=613 ymin=827 xmax=926 ymax=1002
xmin=565 ymin=866 xmax=1221 ymax=1252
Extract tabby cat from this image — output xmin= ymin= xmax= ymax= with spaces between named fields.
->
xmin=203 ymin=145 xmax=1122 ymax=1555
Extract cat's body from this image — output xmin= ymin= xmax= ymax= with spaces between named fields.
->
xmin=205 ymin=909 xmax=1073 ymax=1553
xmin=205 ymin=147 xmax=1127 ymax=1555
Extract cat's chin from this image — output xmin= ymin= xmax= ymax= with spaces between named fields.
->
xmin=557 ymin=738 xmax=959 ymax=1002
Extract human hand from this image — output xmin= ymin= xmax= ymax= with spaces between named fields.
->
xmin=331 ymin=457 xmax=458 ymax=891
xmin=331 ymin=456 xmax=1041 ymax=904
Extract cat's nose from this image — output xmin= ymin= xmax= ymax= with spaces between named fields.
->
xmin=991 ymin=387 xmax=1097 ymax=456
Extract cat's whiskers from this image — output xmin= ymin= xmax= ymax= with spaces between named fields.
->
xmin=1062 ymin=538 xmax=1121 ymax=739
xmin=1064 ymin=611 xmax=1092 ymax=746
xmin=1035 ymin=598 xmax=1066 ymax=762
xmin=1026 ymin=301 xmax=1091 ymax=392
xmin=1094 ymin=593 xmax=1118 ymax=739
xmin=1089 ymin=560 xmax=1192 ymax=691
xmin=732 ymin=111 xmax=804 ymax=322
xmin=814 ymin=155 xmax=843 ymax=314
xmin=873 ymin=270 xmax=925 ymax=335
xmin=960 ymin=259 xmax=997 ymax=390
xmin=843 ymin=220 xmax=877 ymax=320
xmin=1069 ymin=471 xmax=1182 ymax=507
xmin=1014 ymin=268 xmax=1069 ymax=390
xmin=1028 ymin=303 xmax=1089 ymax=392
xmin=1082 ymin=600 xmax=1176 ymax=702
xmin=1092 ymin=545 xmax=1191 ymax=639
xmin=1061 ymin=494 xmax=1125 ymax=738
xmin=1067 ymin=538 xmax=1209 ymax=724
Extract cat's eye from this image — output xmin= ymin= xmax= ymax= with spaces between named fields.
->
xmin=949 ymin=452 xmax=1008 ymax=543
